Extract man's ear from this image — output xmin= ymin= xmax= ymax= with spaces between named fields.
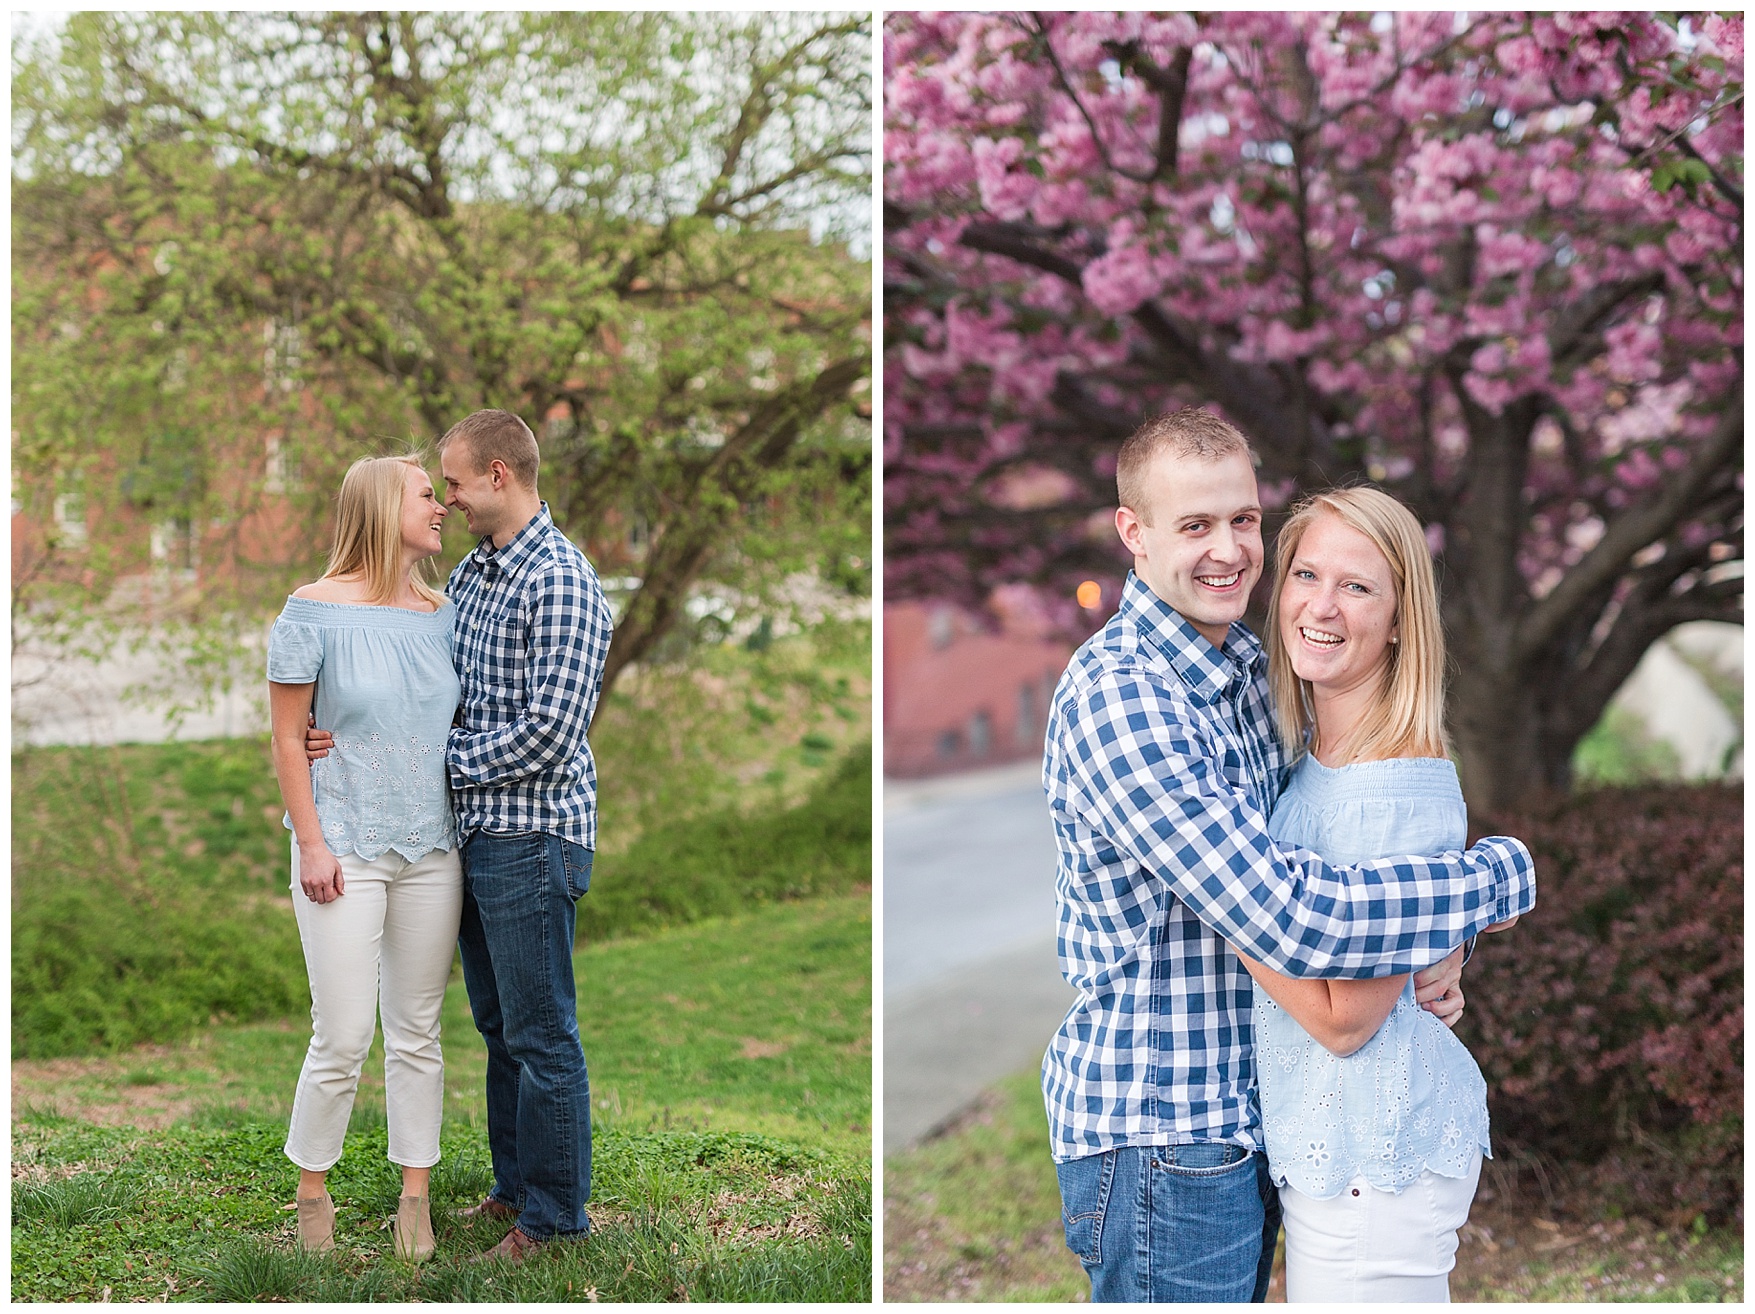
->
xmin=487 ymin=458 xmax=509 ymax=489
xmin=1115 ymin=505 xmax=1146 ymax=559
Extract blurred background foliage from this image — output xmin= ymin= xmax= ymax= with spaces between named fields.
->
xmin=13 ymin=10 xmax=872 ymax=701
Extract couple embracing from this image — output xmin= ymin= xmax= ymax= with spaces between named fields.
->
xmin=266 ymin=410 xmax=610 ymax=1263
xmin=1044 ymin=408 xmax=1537 ymax=1302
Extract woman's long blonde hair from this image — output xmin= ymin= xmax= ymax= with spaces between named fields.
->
xmin=324 ymin=453 xmax=445 ymax=607
xmin=1265 ymin=486 xmax=1450 ymax=764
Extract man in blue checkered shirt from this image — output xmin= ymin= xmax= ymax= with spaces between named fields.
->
xmin=1044 ymin=409 xmax=1536 ymax=1302
xmin=436 ymin=410 xmax=613 ymax=1261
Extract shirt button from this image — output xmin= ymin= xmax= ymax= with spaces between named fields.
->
xmin=1351 ymin=1188 xmax=1361 ymax=1197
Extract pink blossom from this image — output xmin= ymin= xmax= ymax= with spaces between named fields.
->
xmin=1081 ymin=242 xmax=1161 ymax=316
xmin=973 ymin=135 xmax=1036 ymax=221
xmin=1700 ymin=16 xmax=1743 ymax=76
xmin=1604 ymin=321 xmax=1664 ymax=383
xmin=884 ymin=9 xmax=1738 ymax=624
xmin=1463 ymin=371 xmax=1520 ymax=415
xmin=1614 ymin=447 xmax=1662 ymax=489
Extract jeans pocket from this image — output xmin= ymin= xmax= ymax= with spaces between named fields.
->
xmin=463 ymin=831 xmax=545 ymax=895
xmin=1155 ymin=1142 xmax=1253 ymax=1179
xmin=562 ymin=842 xmax=593 ymax=900
xmin=1055 ymin=1151 xmax=1116 ymax=1266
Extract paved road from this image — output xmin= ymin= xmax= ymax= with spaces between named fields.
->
xmin=883 ymin=762 xmax=1075 ymax=1154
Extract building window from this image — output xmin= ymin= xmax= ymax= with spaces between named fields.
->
xmin=936 ymin=728 xmax=960 ymax=759
xmin=1016 ymin=681 xmax=1036 ymax=744
xmin=969 ymin=710 xmax=992 ymax=756
xmin=52 ymin=491 xmax=88 ymax=550
xmin=265 ymin=434 xmax=292 ymax=495
xmin=928 ymin=608 xmax=955 ymax=650
xmin=263 ymin=318 xmax=302 ymax=394
xmin=151 ymin=517 xmax=198 ymax=573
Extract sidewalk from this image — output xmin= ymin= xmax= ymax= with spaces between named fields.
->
xmin=883 ymin=760 xmax=1073 ymax=1154
xmin=12 ymin=626 xmax=267 ymax=747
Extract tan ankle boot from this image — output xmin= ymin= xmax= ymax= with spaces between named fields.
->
xmin=394 ymin=1193 xmax=435 ymax=1262
xmin=296 ymin=1193 xmax=335 ymax=1253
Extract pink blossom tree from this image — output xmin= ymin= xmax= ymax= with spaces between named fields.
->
xmin=885 ymin=11 xmax=1741 ymax=810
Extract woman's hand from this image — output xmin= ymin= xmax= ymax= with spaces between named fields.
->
xmin=299 ymin=843 xmax=346 ymax=904
xmin=1484 ymin=915 xmax=1519 ymax=932
xmin=1413 ymin=944 xmax=1466 ymax=1028
xmin=1423 ymin=983 xmax=1465 ymax=1028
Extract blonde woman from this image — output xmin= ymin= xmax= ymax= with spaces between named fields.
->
xmin=267 ymin=454 xmax=462 ymax=1261
xmin=1231 ymin=487 xmax=1519 ymax=1302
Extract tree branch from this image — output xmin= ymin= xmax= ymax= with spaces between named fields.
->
xmin=1516 ymin=393 xmax=1743 ymax=660
xmin=1027 ymin=13 xmax=1157 ymax=185
xmin=958 ymin=220 xmax=1087 ymax=283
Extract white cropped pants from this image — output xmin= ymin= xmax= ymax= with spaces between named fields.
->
xmin=1281 ymin=1150 xmax=1482 ymax=1302
xmin=284 ymin=843 xmax=463 ymax=1172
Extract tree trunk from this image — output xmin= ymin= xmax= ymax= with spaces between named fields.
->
xmin=1446 ymin=642 xmax=1576 ymax=815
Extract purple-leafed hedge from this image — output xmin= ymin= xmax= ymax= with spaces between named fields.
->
xmin=1464 ymin=783 xmax=1742 ymax=1224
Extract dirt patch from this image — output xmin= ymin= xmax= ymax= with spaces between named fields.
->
xmin=15 ymin=1048 xmax=201 ymax=1130
xmin=739 ymin=1039 xmax=789 ymax=1060
xmin=884 ymin=1189 xmax=1080 ymax=1303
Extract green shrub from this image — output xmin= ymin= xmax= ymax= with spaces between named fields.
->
xmin=578 ymin=744 xmax=871 ymax=943
xmin=1464 ymin=783 xmax=1741 ymax=1224
xmin=11 ymin=740 xmax=309 ymax=1060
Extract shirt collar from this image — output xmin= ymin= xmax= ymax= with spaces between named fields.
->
xmin=467 ymin=502 xmax=553 ymax=577
xmin=1118 ymin=571 xmax=1264 ymax=702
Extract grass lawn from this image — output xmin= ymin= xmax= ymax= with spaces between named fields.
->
xmin=12 ymin=895 xmax=871 ymax=1302
xmin=883 ymin=1069 xmax=1744 ymax=1304
xmin=14 ymin=1121 xmax=868 ymax=1303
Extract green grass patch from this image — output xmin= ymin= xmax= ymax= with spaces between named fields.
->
xmin=11 ymin=1119 xmax=870 ymax=1302
xmin=1572 ymin=705 xmax=1683 ymax=786
xmin=13 ymin=895 xmax=871 ymax=1300
xmin=13 ymin=726 xmax=870 ymax=1060
xmin=16 ymin=894 xmax=871 ymax=1157
xmin=883 ymin=1070 xmax=1085 ymax=1303
xmin=593 ymin=618 xmax=871 ymax=842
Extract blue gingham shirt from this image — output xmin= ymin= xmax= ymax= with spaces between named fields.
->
xmin=446 ymin=503 xmax=613 ymax=850
xmin=1042 ymin=573 xmax=1535 ymax=1162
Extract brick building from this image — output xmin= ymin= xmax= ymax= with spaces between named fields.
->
xmin=883 ymin=598 xmax=1078 ymax=778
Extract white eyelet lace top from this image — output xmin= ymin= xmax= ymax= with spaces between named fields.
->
xmin=267 ymin=596 xmax=461 ymax=863
xmin=1254 ymin=755 xmax=1492 ymax=1198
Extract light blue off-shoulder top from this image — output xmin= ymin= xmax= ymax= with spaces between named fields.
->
xmin=267 ymin=596 xmax=462 ymax=862
xmin=1254 ymin=755 xmax=1491 ymax=1198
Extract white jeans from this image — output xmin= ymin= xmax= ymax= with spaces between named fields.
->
xmin=284 ymin=843 xmax=463 ymax=1172
xmin=1281 ymin=1151 xmax=1482 ymax=1302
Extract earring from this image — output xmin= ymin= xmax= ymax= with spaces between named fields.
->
xmin=1389 ymin=637 xmax=1399 ymax=644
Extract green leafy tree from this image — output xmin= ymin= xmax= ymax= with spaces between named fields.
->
xmin=13 ymin=11 xmax=872 ymax=698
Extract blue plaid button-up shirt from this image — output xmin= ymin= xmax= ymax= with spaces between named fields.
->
xmin=1042 ymin=573 xmax=1535 ymax=1162
xmin=445 ymin=503 xmax=613 ymax=850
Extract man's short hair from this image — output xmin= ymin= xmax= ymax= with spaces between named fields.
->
xmin=1116 ymin=408 xmax=1257 ymax=523
xmin=438 ymin=409 xmax=540 ymax=490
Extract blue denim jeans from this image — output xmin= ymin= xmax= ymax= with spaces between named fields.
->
xmin=457 ymin=831 xmax=593 ymax=1240
xmin=1056 ymin=1143 xmax=1281 ymax=1302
